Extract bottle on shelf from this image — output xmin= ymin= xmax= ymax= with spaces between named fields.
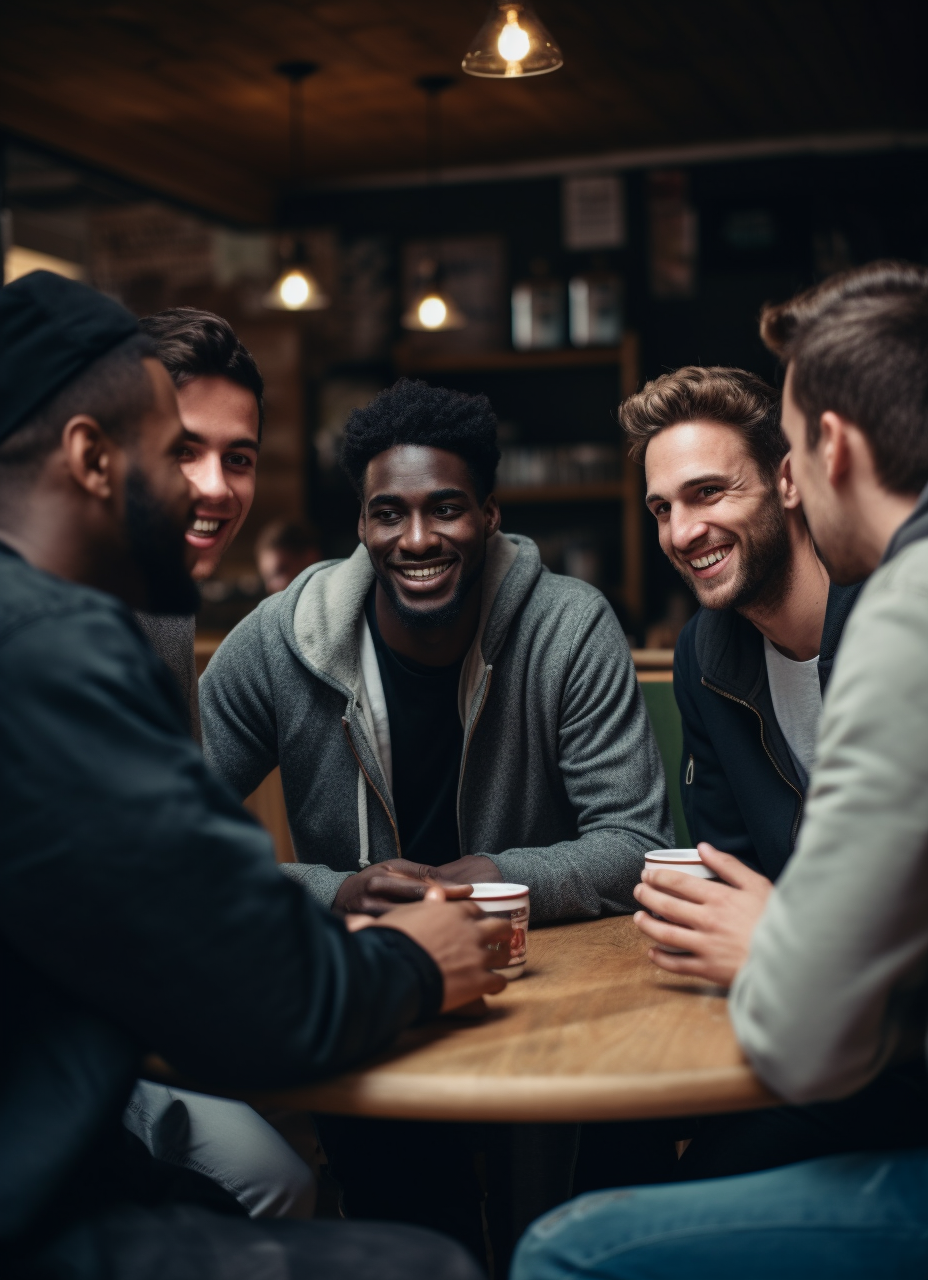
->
xmin=568 ymin=259 xmax=624 ymax=347
xmin=512 ymin=258 xmax=565 ymax=350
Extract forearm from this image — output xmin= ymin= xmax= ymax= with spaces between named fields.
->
xmin=485 ymin=829 xmax=653 ymax=922
xmin=279 ymin=861 xmax=355 ymax=909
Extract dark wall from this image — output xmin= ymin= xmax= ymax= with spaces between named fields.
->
xmin=315 ymin=146 xmax=928 ymax=632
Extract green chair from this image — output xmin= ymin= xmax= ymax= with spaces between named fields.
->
xmin=639 ymin=677 xmax=691 ymax=847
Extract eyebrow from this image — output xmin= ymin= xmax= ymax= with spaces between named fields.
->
xmin=367 ymin=487 xmax=469 ymax=509
xmin=645 ymin=473 xmax=728 ymax=504
xmin=182 ymin=429 xmax=260 ymax=452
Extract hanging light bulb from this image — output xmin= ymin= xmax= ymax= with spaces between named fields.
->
xmin=263 ymin=264 xmax=330 ymax=311
xmin=401 ymin=286 xmax=467 ymax=332
xmin=264 ymin=61 xmax=331 ymax=313
xmin=462 ymin=2 xmax=563 ymax=79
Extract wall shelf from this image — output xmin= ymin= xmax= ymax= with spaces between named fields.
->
xmin=394 ymin=338 xmax=636 ymax=381
xmin=496 ymin=482 xmax=629 ymax=504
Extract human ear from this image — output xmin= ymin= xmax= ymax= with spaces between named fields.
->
xmin=356 ymin=504 xmax=367 ymax=547
xmin=778 ymin=452 xmax=802 ymax=510
xmin=61 ymin=415 xmax=116 ymax=500
xmin=484 ymin=494 xmax=502 ymax=538
xmin=818 ymin=412 xmax=853 ymax=486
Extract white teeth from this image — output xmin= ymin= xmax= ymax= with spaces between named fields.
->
xmin=192 ymin=519 xmax=221 ymax=534
xmin=690 ymin=547 xmax=729 ymax=569
xmin=399 ymin=564 xmax=449 ymax=579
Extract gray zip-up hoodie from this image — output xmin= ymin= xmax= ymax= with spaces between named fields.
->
xmin=730 ymin=484 xmax=928 ymax=1102
xmin=200 ymin=532 xmax=673 ymax=921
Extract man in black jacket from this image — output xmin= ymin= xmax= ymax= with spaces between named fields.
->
xmin=623 ymin=365 xmax=860 ymax=882
xmin=0 ymin=270 xmax=506 ymax=1280
xmin=621 ymin=365 xmax=925 ymax=1181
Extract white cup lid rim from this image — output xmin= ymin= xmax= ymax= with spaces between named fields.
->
xmin=644 ymin=849 xmax=703 ymax=862
xmin=469 ymin=882 xmax=530 ymax=898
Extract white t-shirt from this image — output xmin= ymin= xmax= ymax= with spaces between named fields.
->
xmin=763 ymin=636 xmax=823 ymax=788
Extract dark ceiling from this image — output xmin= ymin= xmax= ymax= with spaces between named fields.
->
xmin=2 ymin=1 xmax=926 ymax=224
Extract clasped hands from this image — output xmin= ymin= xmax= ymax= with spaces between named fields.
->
xmin=336 ymin=855 xmax=509 ymax=1014
xmin=633 ymin=843 xmax=773 ymax=988
xmin=333 ymin=853 xmax=502 ymax=916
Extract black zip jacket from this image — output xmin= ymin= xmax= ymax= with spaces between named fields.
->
xmin=673 ymin=581 xmax=862 ymax=880
xmin=0 ymin=542 xmax=441 ymax=1257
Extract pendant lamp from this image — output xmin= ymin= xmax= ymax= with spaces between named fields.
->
xmin=462 ymin=2 xmax=563 ymax=79
xmin=401 ymin=76 xmax=466 ymax=332
xmin=264 ymin=61 xmax=330 ymax=312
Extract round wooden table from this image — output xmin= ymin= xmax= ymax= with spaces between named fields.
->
xmin=244 ymin=916 xmax=777 ymax=1123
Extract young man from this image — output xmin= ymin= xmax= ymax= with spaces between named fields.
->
xmin=514 ymin=261 xmax=928 ymax=1279
xmin=624 ymin=366 xmax=860 ymax=882
xmin=134 ymin=307 xmax=263 ymax=739
xmin=200 ymin=376 xmax=672 ymax=922
xmin=0 ymin=271 xmax=505 ymax=1280
xmin=199 ymin=376 xmax=672 ymax=1256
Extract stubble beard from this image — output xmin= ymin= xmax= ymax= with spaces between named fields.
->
xmin=375 ymin=549 xmax=485 ymax=631
xmin=677 ymin=491 xmax=794 ymax=617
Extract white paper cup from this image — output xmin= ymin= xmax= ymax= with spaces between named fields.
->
xmin=642 ymin=849 xmax=719 ymax=953
xmin=469 ymin=883 xmax=530 ymax=979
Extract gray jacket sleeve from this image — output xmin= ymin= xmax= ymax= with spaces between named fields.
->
xmin=485 ymin=595 xmax=674 ymax=919
xmin=730 ymin=545 xmax=928 ymax=1103
xmin=200 ymin=606 xmax=355 ymax=910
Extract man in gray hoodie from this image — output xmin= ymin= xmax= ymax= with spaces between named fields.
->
xmin=200 ymin=378 xmax=672 ymax=923
xmin=514 ymin=263 xmax=928 ymax=1279
xmin=199 ymin=376 xmax=672 ymax=1259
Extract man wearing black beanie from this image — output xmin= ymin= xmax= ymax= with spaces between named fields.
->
xmin=0 ymin=271 xmax=503 ymax=1279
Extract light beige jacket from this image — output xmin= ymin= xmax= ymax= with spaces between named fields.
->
xmin=730 ymin=533 xmax=928 ymax=1104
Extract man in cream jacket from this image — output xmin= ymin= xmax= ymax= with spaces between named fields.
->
xmin=515 ymin=262 xmax=928 ymax=1279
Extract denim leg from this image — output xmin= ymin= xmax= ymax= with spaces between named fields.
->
xmin=512 ymin=1149 xmax=928 ymax=1280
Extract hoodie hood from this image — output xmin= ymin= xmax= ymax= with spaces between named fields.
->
xmin=281 ymin=531 xmax=535 ymax=704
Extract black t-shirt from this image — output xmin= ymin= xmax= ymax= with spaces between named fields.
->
xmin=365 ymin=587 xmax=464 ymax=867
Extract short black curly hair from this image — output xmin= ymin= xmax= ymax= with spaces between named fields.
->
xmin=341 ymin=378 xmax=501 ymax=502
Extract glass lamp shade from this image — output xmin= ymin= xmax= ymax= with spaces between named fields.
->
xmin=462 ymin=3 xmax=563 ymax=79
xmin=401 ymin=290 xmax=467 ymax=331
xmin=263 ymin=267 xmax=330 ymax=311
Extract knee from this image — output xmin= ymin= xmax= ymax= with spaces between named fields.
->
xmin=512 ymin=1189 xmax=638 ymax=1280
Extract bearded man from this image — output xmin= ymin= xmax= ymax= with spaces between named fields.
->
xmin=624 ymin=366 xmax=861 ymax=882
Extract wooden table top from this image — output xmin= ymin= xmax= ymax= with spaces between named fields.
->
xmin=243 ymin=916 xmax=777 ymax=1123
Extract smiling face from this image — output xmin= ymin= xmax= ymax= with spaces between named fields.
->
xmin=175 ymin=375 xmax=260 ymax=580
xmin=358 ymin=445 xmax=501 ymax=629
xmin=645 ymin=420 xmax=793 ymax=613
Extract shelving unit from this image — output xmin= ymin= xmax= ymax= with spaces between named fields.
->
xmin=393 ymin=334 xmax=644 ymax=625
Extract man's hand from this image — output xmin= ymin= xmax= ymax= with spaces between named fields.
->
xmin=434 ymin=854 xmax=503 ymax=885
xmin=333 ymin=860 xmax=474 ymax=916
xmin=632 ymin=843 xmax=773 ymax=987
xmin=374 ymin=885 xmax=511 ymax=1011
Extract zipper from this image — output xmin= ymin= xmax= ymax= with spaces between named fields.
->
xmin=342 ymin=714 xmax=402 ymax=858
xmin=700 ymin=677 xmax=804 ymax=847
xmin=456 ymin=665 xmax=493 ymax=852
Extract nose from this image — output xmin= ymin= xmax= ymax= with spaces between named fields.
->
xmin=667 ymin=505 xmax=710 ymax=556
xmin=187 ymin=451 xmax=233 ymax=506
xmin=397 ymin=510 xmax=441 ymax=557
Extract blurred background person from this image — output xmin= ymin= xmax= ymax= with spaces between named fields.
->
xmin=256 ymin=517 xmax=322 ymax=594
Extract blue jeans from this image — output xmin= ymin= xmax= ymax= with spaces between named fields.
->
xmin=512 ymin=1149 xmax=928 ymax=1279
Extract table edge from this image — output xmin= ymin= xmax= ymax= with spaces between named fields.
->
xmin=241 ymin=1067 xmax=778 ymax=1122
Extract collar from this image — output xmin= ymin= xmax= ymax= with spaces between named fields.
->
xmin=880 ymin=479 xmax=928 ymax=566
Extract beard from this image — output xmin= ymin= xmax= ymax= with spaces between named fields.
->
xmin=678 ymin=491 xmax=794 ymax=616
xmin=374 ymin=550 xmax=485 ymax=631
xmin=125 ymin=466 xmax=200 ymax=616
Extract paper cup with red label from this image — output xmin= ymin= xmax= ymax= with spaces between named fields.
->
xmin=642 ymin=849 xmax=719 ymax=953
xmin=469 ymin=883 xmax=530 ymax=979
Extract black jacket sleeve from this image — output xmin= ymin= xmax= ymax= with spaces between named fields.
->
xmin=0 ymin=606 xmax=441 ymax=1090
xmin=673 ymin=631 xmax=761 ymax=869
